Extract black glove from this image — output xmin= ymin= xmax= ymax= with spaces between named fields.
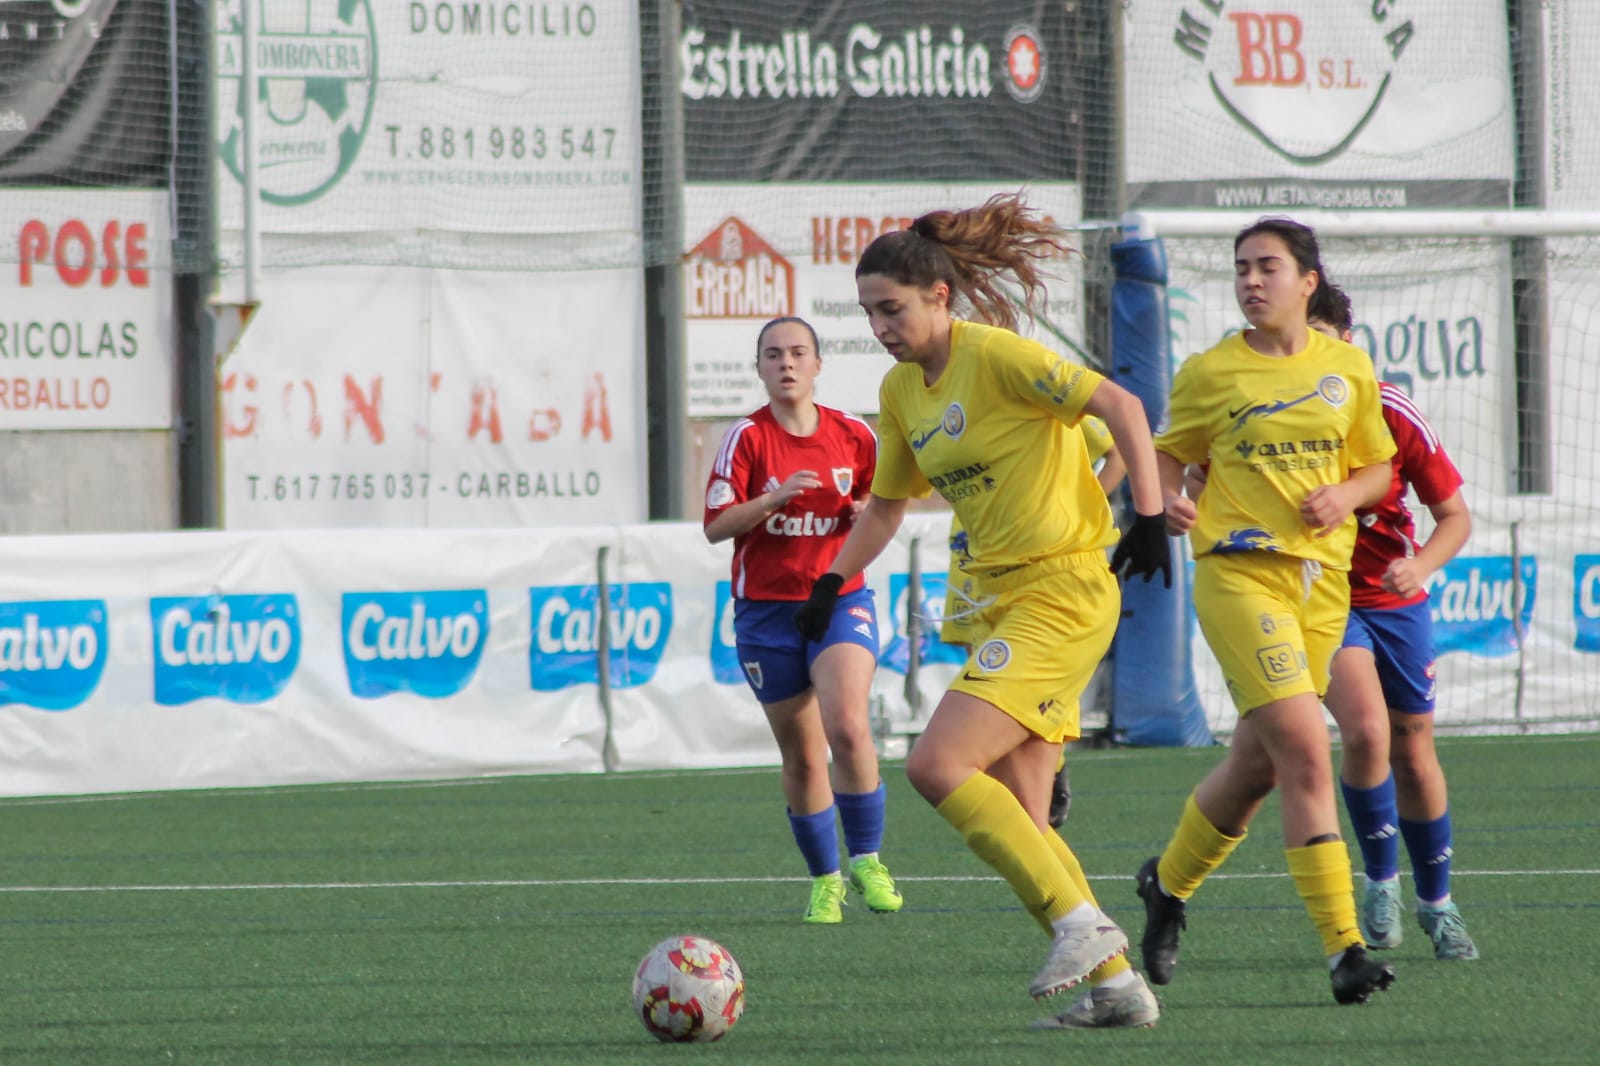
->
xmin=793 ymin=572 xmax=845 ymax=641
xmin=1110 ymin=513 xmax=1173 ymax=588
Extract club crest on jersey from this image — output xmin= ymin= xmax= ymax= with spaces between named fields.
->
xmin=975 ymin=639 xmax=1011 ymax=672
xmin=942 ymin=403 xmax=967 ymax=439
xmin=832 ymin=467 xmax=853 ymax=495
xmin=707 ymin=479 xmax=735 ymax=508
xmin=743 ymin=661 xmax=764 ymax=688
xmin=1318 ymin=375 xmax=1349 ymax=407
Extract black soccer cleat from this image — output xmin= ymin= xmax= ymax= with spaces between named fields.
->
xmin=1048 ymin=762 xmax=1072 ymax=828
xmin=1330 ymin=944 xmax=1397 ymax=1005
xmin=1135 ymin=856 xmax=1186 ymax=986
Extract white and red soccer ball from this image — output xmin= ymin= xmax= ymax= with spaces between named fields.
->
xmin=631 ymin=934 xmax=746 ymax=1043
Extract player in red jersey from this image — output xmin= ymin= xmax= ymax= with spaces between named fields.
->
xmin=703 ymin=316 xmax=903 ymax=924
xmin=1311 ymin=283 xmax=1480 ymax=961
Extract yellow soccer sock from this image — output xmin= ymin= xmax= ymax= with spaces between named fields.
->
xmin=1286 ymin=841 xmax=1364 ymax=957
xmin=1156 ymin=792 xmax=1246 ymax=900
xmin=1038 ymin=829 xmax=1131 ymax=983
xmin=935 ymin=773 xmax=1088 ymax=927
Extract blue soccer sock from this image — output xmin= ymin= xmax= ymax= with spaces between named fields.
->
xmin=834 ymin=781 xmax=887 ymax=859
xmin=788 ymin=806 xmax=841 ymax=877
xmin=1399 ymin=811 xmax=1454 ymax=904
xmin=1340 ymin=773 xmax=1400 ymax=882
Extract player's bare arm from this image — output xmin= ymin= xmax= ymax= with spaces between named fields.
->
xmin=1084 ymin=380 xmax=1163 ymax=518
xmin=1382 ymin=489 xmax=1471 ymax=598
xmin=1301 ymin=461 xmax=1391 ymax=535
xmin=823 ymin=493 xmax=907 ymax=580
xmin=1156 ymin=451 xmax=1198 ymax=536
xmin=704 ymin=469 xmax=822 ymax=544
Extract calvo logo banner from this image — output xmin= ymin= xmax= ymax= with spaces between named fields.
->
xmin=710 ymin=581 xmax=742 ymax=685
xmin=342 ymin=590 xmax=488 ymax=699
xmin=0 ymin=599 xmax=109 ymax=712
xmin=151 ymin=594 xmax=301 ymax=705
xmin=1573 ymin=555 xmax=1600 ymax=653
xmin=529 ymin=583 xmax=673 ymax=691
xmin=1427 ymin=555 xmax=1536 ymax=659
xmin=879 ymin=572 xmax=964 ymax=675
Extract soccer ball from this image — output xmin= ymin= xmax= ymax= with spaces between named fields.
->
xmin=631 ymin=934 xmax=746 ymax=1043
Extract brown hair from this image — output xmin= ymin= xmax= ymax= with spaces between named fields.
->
xmin=855 ymin=192 xmax=1074 ymax=332
xmin=1235 ymin=217 xmax=1332 ymax=320
xmin=754 ymin=316 xmax=820 ymax=361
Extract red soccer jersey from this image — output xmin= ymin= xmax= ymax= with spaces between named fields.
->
xmin=1349 ymin=383 xmax=1464 ymax=609
xmin=704 ymin=404 xmax=876 ymax=601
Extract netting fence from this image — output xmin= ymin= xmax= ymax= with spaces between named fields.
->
xmin=2 ymin=0 xmax=1599 ymax=733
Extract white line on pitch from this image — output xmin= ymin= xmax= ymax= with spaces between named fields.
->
xmin=0 ymin=868 xmax=1594 ymax=894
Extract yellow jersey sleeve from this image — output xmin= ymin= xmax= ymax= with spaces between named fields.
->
xmin=1081 ymin=415 xmax=1115 ymax=466
xmin=989 ymin=327 xmax=1107 ymax=427
xmin=1346 ymin=368 xmax=1396 ymax=470
xmin=1155 ymin=356 xmax=1211 ymax=465
xmin=871 ymin=370 xmax=934 ymax=500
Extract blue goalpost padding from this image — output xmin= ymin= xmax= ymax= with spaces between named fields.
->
xmin=1106 ymin=235 xmax=1214 ymax=747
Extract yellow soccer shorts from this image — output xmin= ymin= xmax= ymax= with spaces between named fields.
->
xmin=948 ymin=549 xmax=1118 ymax=744
xmin=1194 ymin=551 xmax=1350 ymax=715
xmin=940 ymin=566 xmax=984 ymax=648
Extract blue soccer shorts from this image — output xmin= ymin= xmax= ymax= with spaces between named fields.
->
xmin=732 ymin=588 xmax=879 ymax=704
xmin=1340 ymin=597 xmax=1438 ymax=713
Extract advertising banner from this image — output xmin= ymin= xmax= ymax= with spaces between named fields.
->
xmin=221 ymin=265 xmax=647 ymax=528
xmin=214 ymin=0 xmax=641 ymax=239
xmin=1542 ymin=0 xmax=1600 ymax=209
xmin=1123 ymin=1 xmax=1515 ymax=209
xmin=683 ymin=181 xmax=1083 ymax=417
xmin=681 ymin=2 xmax=1078 ymax=183
xmin=0 ymin=514 xmax=1589 ymax=797
xmin=0 ymin=189 xmax=173 ymax=429
xmin=0 ymin=0 xmax=171 ymax=186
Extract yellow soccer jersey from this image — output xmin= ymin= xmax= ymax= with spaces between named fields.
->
xmin=1157 ymin=329 xmax=1396 ymax=569
xmin=1080 ymin=414 xmax=1114 ymax=467
xmin=876 ymin=320 xmax=1116 ymax=571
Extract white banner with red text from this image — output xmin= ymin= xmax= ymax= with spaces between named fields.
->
xmin=0 ymin=189 xmax=173 ymax=429
xmin=683 ymin=181 xmax=1082 ymax=417
xmin=220 ymin=265 xmax=648 ymax=528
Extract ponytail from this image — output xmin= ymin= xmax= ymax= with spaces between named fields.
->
xmin=857 ymin=192 xmax=1074 ymax=332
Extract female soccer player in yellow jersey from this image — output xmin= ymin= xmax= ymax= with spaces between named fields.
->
xmin=942 ymin=415 xmax=1125 ymax=830
xmin=793 ymin=193 xmax=1173 ymax=1030
xmin=1135 ymin=218 xmax=1399 ymax=1006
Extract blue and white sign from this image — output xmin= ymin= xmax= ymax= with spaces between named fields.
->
xmin=530 ymin=582 xmax=673 ymax=691
xmin=709 ymin=581 xmax=742 ymax=685
xmin=151 ymin=594 xmax=301 ymax=705
xmin=0 ymin=600 xmax=109 ymax=712
xmin=1573 ymin=555 xmax=1600 ymax=653
xmin=879 ymin=572 xmax=966 ymax=675
xmin=1428 ymin=555 xmax=1536 ymax=659
xmin=342 ymin=590 xmax=488 ymax=699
